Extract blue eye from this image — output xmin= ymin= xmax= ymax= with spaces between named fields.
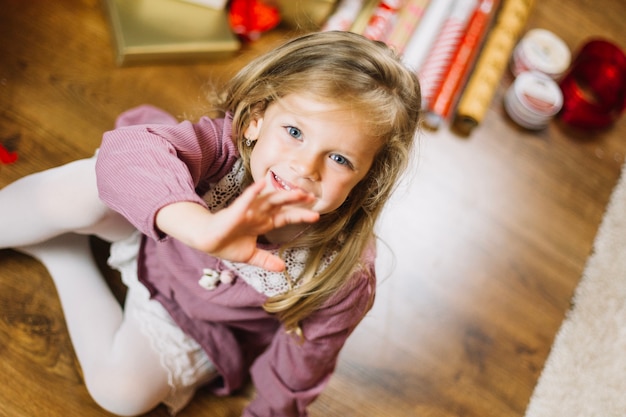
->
xmin=330 ymin=153 xmax=351 ymax=167
xmin=286 ymin=126 xmax=302 ymax=139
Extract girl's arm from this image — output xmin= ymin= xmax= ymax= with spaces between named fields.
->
xmin=96 ymin=109 xmax=235 ymax=239
xmin=155 ymin=182 xmax=318 ymax=271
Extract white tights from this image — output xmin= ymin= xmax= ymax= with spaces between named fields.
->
xmin=0 ymin=157 xmax=134 ymax=247
xmin=0 ymin=158 xmax=170 ymax=416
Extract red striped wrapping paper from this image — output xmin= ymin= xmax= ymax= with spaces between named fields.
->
xmin=385 ymin=0 xmax=431 ymax=53
xmin=426 ymin=0 xmax=500 ymax=128
xmin=402 ymin=0 xmax=456 ymax=72
xmin=418 ymin=0 xmax=479 ymax=108
xmin=363 ymin=0 xmax=407 ymax=41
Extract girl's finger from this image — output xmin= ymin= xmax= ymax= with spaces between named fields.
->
xmin=273 ymin=208 xmax=319 ymax=228
xmin=262 ymin=189 xmax=316 ymax=210
xmin=247 ymin=248 xmax=286 ymax=272
xmin=236 ymin=180 xmax=267 ymax=206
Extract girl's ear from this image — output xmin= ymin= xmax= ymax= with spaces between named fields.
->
xmin=243 ymin=118 xmax=264 ymax=141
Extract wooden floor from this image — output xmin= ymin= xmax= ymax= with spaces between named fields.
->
xmin=1 ymin=1 xmax=625 ymax=416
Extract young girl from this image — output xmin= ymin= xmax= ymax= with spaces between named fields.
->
xmin=0 ymin=31 xmax=421 ymax=416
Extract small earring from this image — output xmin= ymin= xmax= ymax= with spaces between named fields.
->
xmin=244 ymin=137 xmax=253 ymax=147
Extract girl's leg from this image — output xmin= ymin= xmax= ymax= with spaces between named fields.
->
xmin=0 ymin=157 xmax=134 ymax=249
xmin=20 ymin=234 xmax=170 ymax=416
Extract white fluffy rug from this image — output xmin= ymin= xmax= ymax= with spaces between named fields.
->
xmin=525 ymin=161 xmax=626 ymax=417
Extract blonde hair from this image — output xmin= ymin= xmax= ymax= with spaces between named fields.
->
xmin=217 ymin=31 xmax=422 ymax=334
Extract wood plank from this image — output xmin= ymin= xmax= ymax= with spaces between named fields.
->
xmin=1 ymin=0 xmax=625 ymax=415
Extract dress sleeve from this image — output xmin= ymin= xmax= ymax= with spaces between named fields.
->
xmin=95 ymin=105 xmax=238 ymax=240
xmin=243 ymin=265 xmax=376 ymax=417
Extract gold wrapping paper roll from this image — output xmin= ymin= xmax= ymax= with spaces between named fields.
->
xmin=453 ymin=0 xmax=535 ymax=134
xmin=349 ymin=0 xmax=381 ymax=34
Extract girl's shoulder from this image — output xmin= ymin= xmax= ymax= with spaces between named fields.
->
xmin=112 ymin=105 xmax=234 ymax=145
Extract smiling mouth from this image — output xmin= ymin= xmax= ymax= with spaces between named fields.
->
xmin=272 ymin=172 xmax=295 ymax=191
xmin=271 ymin=172 xmax=319 ymax=209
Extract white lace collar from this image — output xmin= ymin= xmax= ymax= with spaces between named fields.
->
xmin=200 ymin=159 xmax=334 ymax=296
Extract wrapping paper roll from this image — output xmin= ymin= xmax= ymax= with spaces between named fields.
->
xmin=349 ymin=0 xmax=381 ymax=34
xmin=425 ymin=0 xmax=500 ymax=129
xmin=363 ymin=0 xmax=406 ymax=41
xmin=418 ymin=0 xmax=479 ymax=108
xmin=453 ymin=0 xmax=535 ymax=134
xmin=385 ymin=0 xmax=431 ymax=53
xmin=402 ymin=0 xmax=456 ymax=72
xmin=322 ymin=0 xmax=367 ymax=32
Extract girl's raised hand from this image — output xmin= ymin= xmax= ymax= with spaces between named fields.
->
xmin=155 ymin=180 xmax=319 ymax=272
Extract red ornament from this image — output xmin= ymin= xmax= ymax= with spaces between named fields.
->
xmin=558 ymin=39 xmax=626 ymax=129
xmin=228 ymin=0 xmax=281 ymax=41
xmin=0 ymin=141 xmax=18 ymax=164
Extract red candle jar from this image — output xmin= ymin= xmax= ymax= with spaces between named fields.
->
xmin=558 ymin=39 xmax=626 ymax=129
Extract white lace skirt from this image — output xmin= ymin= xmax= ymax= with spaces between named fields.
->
xmin=108 ymin=232 xmax=218 ymax=415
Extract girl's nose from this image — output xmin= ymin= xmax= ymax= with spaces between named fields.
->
xmin=291 ymin=153 xmax=321 ymax=181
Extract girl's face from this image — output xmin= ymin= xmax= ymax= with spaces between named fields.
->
xmin=246 ymin=93 xmax=381 ymax=215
